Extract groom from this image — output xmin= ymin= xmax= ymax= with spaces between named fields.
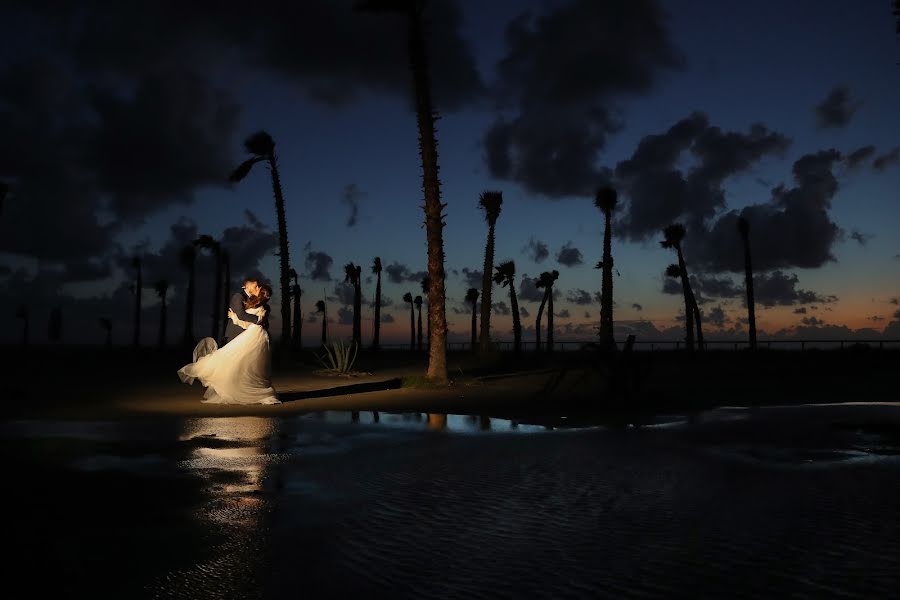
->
xmin=223 ymin=277 xmax=260 ymax=345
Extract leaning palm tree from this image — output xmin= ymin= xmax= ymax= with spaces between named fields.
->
xmin=230 ymin=131 xmax=292 ymax=351
xmin=595 ymin=186 xmax=618 ymax=350
xmin=534 ymin=270 xmax=557 ymax=352
xmin=661 ymin=224 xmax=698 ymax=351
xmin=414 ymin=295 xmax=424 ymax=351
xmin=193 ymin=235 xmax=222 ymax=342
xmin=289 ymin=267 xmax=302 ymax=350
xmin=315 ymin=299 xmax=328 ymax=345
xmin=737 ymin=216 xmax=757 ymax=350
xmin=371 ymin=257 xmax=383 ymax=350
xmin=179 ymin=245 xmax=196 ymax=345
xmin=154 ymin=279 xmax=169 ymax=348
xmin=493 ymin=261 xmax=521 ymax=355
xmin=478 ymin=190 xmax=503 ymax=353
xmin=546 ymin=270 xmax=560 ymax=352
xmin=403 ymin=292 xmax=415 ymax=351
xmin=465 ymin=288 xmax=479 ymax=351
xmin=131 ymin=256 xmax=142 ymax=347
xmin=355 ymin=0 xmax=449 ymax=382
xmin=16 ymin=304 xmax=28 ymax=346
xmin=99 ymin=317 xmax=112 ymax=349
xmin=343 ymin=262 xmax=362 ymax=345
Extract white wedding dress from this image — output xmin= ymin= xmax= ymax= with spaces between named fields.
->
xmin=177 ymin=307 xmax=280 ymax=404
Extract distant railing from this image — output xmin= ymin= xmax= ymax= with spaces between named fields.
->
xmin=374 ymin=339 xmax=900 ymax=352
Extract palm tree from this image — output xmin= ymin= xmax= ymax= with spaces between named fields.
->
xmin=661 ymin=224 xmax=699 ymax=351
xmin=355 ymin=0 xmax=449 ymax=382
xmin=99 ymin=317 xmax=112 ymax=349
xmin=344 ymin=262 xmax=363 ymax=345
xmin=193 ymin=235 xmax=222 ymax=342
xmin=230 ymin=131 xmax=292 ymax=350
xmin=478 ymin=190 xmax=503 ymax=353
xmin=131 ymin=256 xmax=142 ymax=347
xmin=465 ymin=288 xmax=479 ymax=352
xmin=154 ymin=279 xmax=169 ymax=348
xmin=179 ymin=245 xmax=196 ymax=345
xmin=403 ymin=292 xmax=415 ymax=351
xmin=414 ymin=295 xmax=424 ymax=351
xmin=372 ymin=257 xmax=383 ymax=350
xmin=220 ymin=250 xmax=231 ymax=342
xmin=493 ymin=261 xmax=521 ymax=355
xmin=535 ymin=270 xmax=557 ymax=352
xmin=315 ymin=300 xmax=328 ymax=345
xmin=737 ymin=217 xmax=757 ymax=350
xmin=546 ymin=270 xmax=559 ymax=352
xmin=16 ymin=304 xmax=28 ymax=346
xmin=289 ymin=268 xmax=302 ymax=350
xmin=595 ymin=186 xmax=618 ymax=351
xmin=420 ymin=275 xmax=431 ymax=348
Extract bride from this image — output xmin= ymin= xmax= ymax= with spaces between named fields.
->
xmin=178 ymin=284 xmax=280 ymax=404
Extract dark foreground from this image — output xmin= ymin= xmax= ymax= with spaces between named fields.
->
xmin=6 ymin=403 xmax=900 ymax=599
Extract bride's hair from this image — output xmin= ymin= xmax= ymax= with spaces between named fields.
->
xmin=244 ymin=284 xmax=271 ymax=309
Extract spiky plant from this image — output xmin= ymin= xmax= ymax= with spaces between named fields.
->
xmin=493 ymin=260 xmax=521 ymax=355
xmin=595 ymin=186 xmax=618 ymax=351
xmin=230 ymin=130 xmax=292 ymax=352
xmin=478 ymin=190 xmax=503 ymax=352
xmin=317 ymin=339 xmax=359 ymax=374
xmin=465 ymin=287 xmax=479 ymax=351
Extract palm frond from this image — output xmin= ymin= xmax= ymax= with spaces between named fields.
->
xmin=465 ymin=287 xmax=479 ymax=304
xmin=666 ymin=264 xmax=682 ymax=278
xmin=594 ymin=186 xmax=618 ymax=212
xmin=478 ymin=190 xmax=503 ymax=222
xmin=229 ymin=157 xmax=263 ymax=183
xmin=243 ymin=131 xmax=275 ymax=157
xmin=372 ymin=256 xmax=382 ymax=273
xmin=403 ymin=292 xmax=413 ymax=304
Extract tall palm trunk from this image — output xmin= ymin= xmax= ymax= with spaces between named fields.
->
xmin=536 ymin=292 xmax=548 ymax=352
xmin=479 ymin=220 xmax=497 ymax=352
xmin=470 ymin=301 xmax=478 ymax=351
xmin=373 ymin=271 xmax=382 ymax=349
xmin=267 ymin=155 xmax=292 ymax=351
xmin=221 ymin=251 xmax=231 ymax=342
xmin=407 ymin=7 xmax=448 ymax=381
xmin=183 ymin=261 xmax=195 ymax=345
xmin=408 ymin=303 xmax=415 ymax=351
xmin=676 ymin=248 xmax=695 ymax=351
xmin=509 ymin=284 xmax=521 ymax=355
xmin=599 ymin=207 xmax=615 ymax=350
xmin=292 ymin=288 xmax=302 ymax=350
xmin=739 ymin=219 xmax=757 ymax=349
xmin=133 ymin=259 xmax=142 ymax=347
xmin=692 ymin=297 xmax=704 ymax=351
xmin=416 ymin=300 xmax=423 ymax=351
xmin=547 ymin=287 xmax=555 ymax=353
xmin=353 ymin=280 xmax=362 ymax=346
xmin=158 ymin=296 xmax=167 ymax=348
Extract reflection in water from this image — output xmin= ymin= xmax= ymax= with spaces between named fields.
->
xmin=427 ymin=413 xmax=447 ymax=430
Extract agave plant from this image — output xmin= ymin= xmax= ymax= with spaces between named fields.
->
xmin=316 ymin=340 xmax=359 ymax=374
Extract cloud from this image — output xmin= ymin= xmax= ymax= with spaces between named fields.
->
xmin=304 ymin=250 xmax=334 ymax=281
xmin=341 ymin=183 xmax=364 ymax=227
xmin=519 ymin=306 xmax=530 ymax=318
xmin=518 ymin=274 xmax=560 ymax=303
xmin=331 ymin=282 xmax=356 ymax=306
xmin=482 ymin=0 xmax=683 ymax=197
xmin=381 ymin=312 xmax=395 ymax=323
xmin=337 ymin=306 xmax=353 ymax=325
xmin=460 ymin=267 xmax=483 ymax=289
xmin=850 ymin=230 xmax=874 ymax=246
xmin=565 ymin=289 xmax=595 ymax=305
xmin=492 ymin=301 xmax=510 ymax=316
xmin=706 ymin=305 xmax=728 ymax=328
xmin=753 ymin=271 xmax=836 ymax=307
xmin=632 ymin=303 xmax=643 ymax=311
xmin=556 ymin=242 xmax=583 ymax=267
xmin=845 ymin=145 xmax=875 ymax=169
xmin=556 ymin=309 xmax=571 ymax=319
xmin=385 ymin=262 xmax=427 ymax=284
xmin=814 ymin=85 xmax=862 ymax=128
xmin=794 ymin=307 xmax=807 ymax=314
xmin=616 ymin=112 xmax=790 ymax=241
xmin=522 ymin=237 xmax=549 ymax=263
xmin=873 ymin=146 xmax=900 ymax=171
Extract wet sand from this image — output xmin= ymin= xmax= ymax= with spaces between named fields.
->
xmin=6 ymin=403 xmax=900 ymax=598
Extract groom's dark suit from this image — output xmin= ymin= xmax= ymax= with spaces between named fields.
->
xmin=223 ymin=288 xmax=255 ymax=344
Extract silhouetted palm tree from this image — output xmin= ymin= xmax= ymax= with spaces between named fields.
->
xmin=595 ymin=186 xmax=618 ymax=350
xmin=465 ymin=287 xmax=479 ymax=351
xmin=546 ymin=270 xmax=559 ymax=352
xmin=355 ymin=0 xmax=449 ymax=381
xmin=99 ymin=317 xmax=112 ymax=349
xmin=221 ymin=250 xmax=231 ymax=341
xmin=131 ymin=256 xmax=142 ymax=347
xmin=289 ymin=268 xmax=302 ymax=350
xmin=16 ymin=304 xmax=28 ymax=346
xmin=478 ymin=190 xmax=503 ymax=353
xmin=894 ymin=0 xmax=900 ymax=33
xmin=493 ymin=261 xmax=521 ymax=355
xmin=414 ymin=295 xmax=424 ymax=351
xmin=737 ymin=217 xmax=757 ymax=350
xmin=661 ymin=224 xmax=698 ymax=351
xmin=420 ymin=275 xmax=431 ymax=348
xmin=179 ymin=245 xmax=196 ymax=344
xmin=403 ymin=292 xmax=415 ymax=351
xmin=154 ymin=279 xmax=169 ymax=348
xmin=535 ymin=270 xmax=558 ymax=352
xmin=315 ymin=300 xmax=328 ymax=345
xmin=344 ymin=262 xmax=362 ymax=345
xmin=372 ymin=257 xmax=383 ymax=350
xmin=230 ymin=131 xmax=292 ymax=350
xmin=193 ymin=235 xmax=222 ymax=342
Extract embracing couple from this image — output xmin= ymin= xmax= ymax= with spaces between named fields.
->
xmin=177 ymin=277 xmax=281 ymax=405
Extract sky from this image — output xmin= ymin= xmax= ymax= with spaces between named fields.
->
xmin=1 ymin=0 xmax=899 ymax=346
